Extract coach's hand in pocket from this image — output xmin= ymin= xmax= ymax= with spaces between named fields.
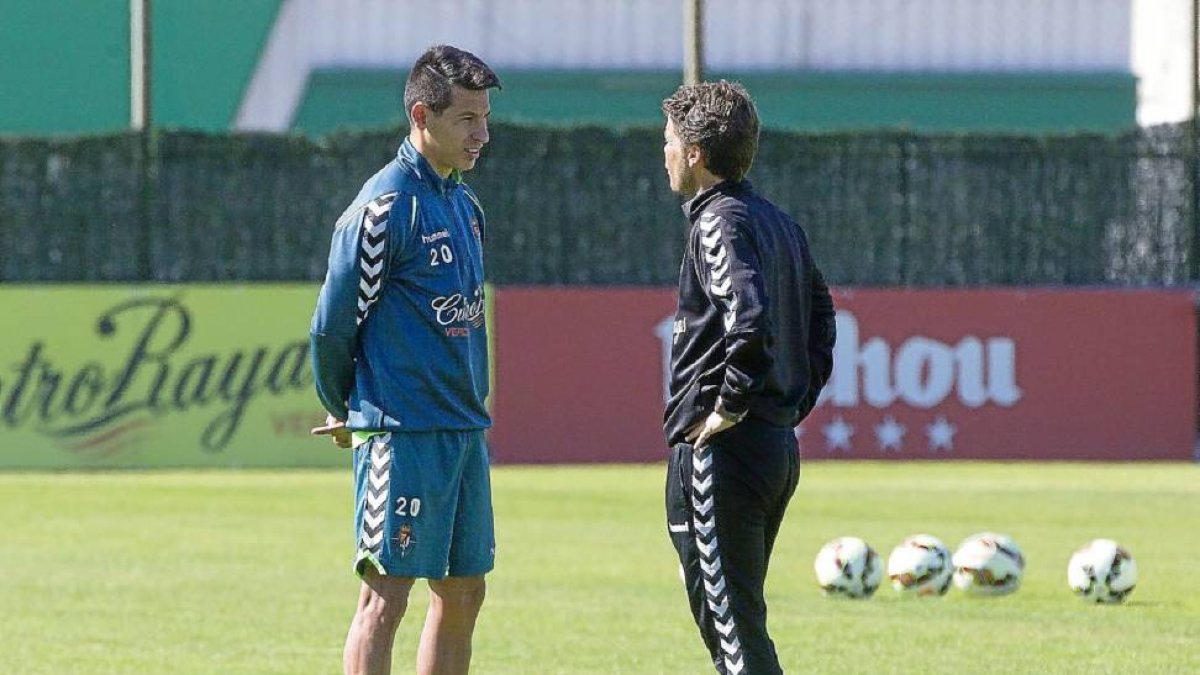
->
xmin=685 ymin=410 xmax=738 ymax=449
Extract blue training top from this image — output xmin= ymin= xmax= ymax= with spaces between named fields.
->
xmin=310 ymin=138 xmax=490 ymax=432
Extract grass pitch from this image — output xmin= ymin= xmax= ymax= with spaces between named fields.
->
xmin=1 ymin=462 xmax=1197 ymax=674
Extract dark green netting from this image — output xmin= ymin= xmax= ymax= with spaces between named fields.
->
xmin=0 ymin=134 xmax=145 ymax=281
xmin=1 ymin=123 xmax=1195 ymax=285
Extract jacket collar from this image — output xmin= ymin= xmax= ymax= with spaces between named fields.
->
xmin=682 ymin=179 xmax=752 ymax=221
xmin=396 ymin=138 xmax=462 ymax=195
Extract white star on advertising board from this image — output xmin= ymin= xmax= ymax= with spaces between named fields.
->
xmin=875 ymin=416 xmax=906 ymax=452
xmin=926 ymin=416 xmax=956 ymax=452
xmin=823 ymin=416 xmax=854 ymax=451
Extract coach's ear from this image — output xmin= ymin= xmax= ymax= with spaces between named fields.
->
xmin=685 ymin=144 xmax=705 ymax=169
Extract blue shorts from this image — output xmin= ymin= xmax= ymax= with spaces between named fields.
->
xmin=352 ymin=430 xmax=495 ymax=579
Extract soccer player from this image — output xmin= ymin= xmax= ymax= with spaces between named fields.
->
xmin=661 ymin=81 xmax=837 ymax=675
xmin=309 ymin=45 xmax=500 ymax=675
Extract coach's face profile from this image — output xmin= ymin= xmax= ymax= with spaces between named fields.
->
xmin=664 ymin=118 xmax=700 ymax=197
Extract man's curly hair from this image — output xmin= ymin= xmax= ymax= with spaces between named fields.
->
xmin=661 ymin=80 xmax=760 ymax=182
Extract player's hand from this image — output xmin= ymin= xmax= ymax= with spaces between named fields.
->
xmin=685 ymin=410 xmax=738 ymax=448
xmin=311 ymin=415 xmax=352 ymax=449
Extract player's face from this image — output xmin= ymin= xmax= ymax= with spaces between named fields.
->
xmin=664 ymin=119 xmax=696 ymax=196
xmin=421 ymin=85 xmax=491 ymax=176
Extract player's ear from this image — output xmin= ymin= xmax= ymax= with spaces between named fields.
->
xmin=686 ymin=145 xmax=704 ymax=169
xmin=410 ymin=102 xmax=429 ymax=130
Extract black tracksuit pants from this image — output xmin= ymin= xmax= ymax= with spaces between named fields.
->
xmin=666 ymin=418 xmax=801 ymax=675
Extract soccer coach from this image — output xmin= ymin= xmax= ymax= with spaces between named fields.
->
xmin=661 ymin=81 xmax=837 ymax=675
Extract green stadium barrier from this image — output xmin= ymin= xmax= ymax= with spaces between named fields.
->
xmin=0 ymin=124 xmax=1195 ymax=286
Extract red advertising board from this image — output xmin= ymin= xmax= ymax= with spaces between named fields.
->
xmin=490 ymin=288 xmax=676 ymax=463
xmin=490 ymin=287 xmax=1197 ymax=463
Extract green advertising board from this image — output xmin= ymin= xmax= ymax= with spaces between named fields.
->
xmin=0 ymin=284 xmax=498 ymax=469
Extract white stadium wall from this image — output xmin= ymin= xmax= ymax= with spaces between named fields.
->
xmin=1132 ymin=0 xmax=1193 ymax=125
xmin=237 ymin=0 xmax=1141 ymax=131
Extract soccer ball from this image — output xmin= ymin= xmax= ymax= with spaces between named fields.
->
xmin=813 ymin=536 xmax=883 ymax=598
xmin=887 ymin=534 xmax=953 ymax=596
xmin=1067 ymin=539 xmax=1138 ymax=604
xmin=951 ymin=532 xmax=1025 ymax=596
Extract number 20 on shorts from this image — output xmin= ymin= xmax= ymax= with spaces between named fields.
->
xmin=395 ymin=496 xmax=422 ymax=517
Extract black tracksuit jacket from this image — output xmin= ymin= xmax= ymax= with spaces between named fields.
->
xmin=664 ymin=179 xmax=836 ymax=446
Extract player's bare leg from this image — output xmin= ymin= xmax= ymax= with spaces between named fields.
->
xmin=417 ymin=575 xmax=487 ymax=675
xmin=344 ymin=569 xmax=416 ymax=675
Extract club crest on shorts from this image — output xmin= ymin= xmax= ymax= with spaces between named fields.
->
xmin=394 ymin=523 xmax=416 ymax=557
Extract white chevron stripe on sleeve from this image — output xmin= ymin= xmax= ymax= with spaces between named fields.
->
xmin=695 ymin=212 xmax=742 ymax=334
xmin=354 ymin=193 xmax=398 ymax=326
xmin=709 ymin=254 xmax=729 ymax=278
xmin=359 ymin=279 xmax=381 ymax=296
xmin=362 ymin=238 xmax=385 ymax=258
xmin=365 ymin=200 xmax=389 ymax=220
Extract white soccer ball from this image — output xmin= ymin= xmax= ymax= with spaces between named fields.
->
xmin=814 ymin=536 xmax=883 ymax=599
xmin=1067 ymin=539 xmax=1138 ymax=604
xmin=887 ymin=534 xmax=953 ymax=596
xmin=951 ymin=532 xmax=1025 ymax=596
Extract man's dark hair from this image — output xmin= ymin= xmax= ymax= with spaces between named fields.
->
xmin=404 ymin=45 xmax=501 ymax=119
xmin=661 ymin=80 xmax=760 ymax=181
